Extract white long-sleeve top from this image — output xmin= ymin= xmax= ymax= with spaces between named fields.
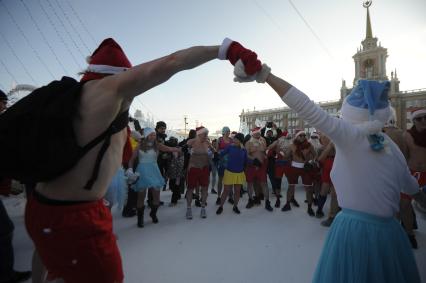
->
xmin=282 ymin=87 xmax=419 ymax=217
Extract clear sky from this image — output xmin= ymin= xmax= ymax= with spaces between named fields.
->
xmin=1 ymin=0 xmax=425 ymax=133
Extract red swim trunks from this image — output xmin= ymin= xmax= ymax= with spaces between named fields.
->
xmin=187 ymin=166 xmax=210 ymax=189
xmin=400 ymin=170 xmax=426 ymax=201
xmin=245 ymin=161 xmax=268 ymax=183
xmin=320 ymin=157 xmax=334 ymax=184
xmin=274 ymin=160 xmax=291 ymax=178
xmin=285 ymin=162 xmax=313 ymax=186
xmin=25 ymin=192 xmax=123 ymax=283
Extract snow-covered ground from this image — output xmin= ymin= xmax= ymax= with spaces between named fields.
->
xmin=5 ymin=186 xmax=426 ymax=283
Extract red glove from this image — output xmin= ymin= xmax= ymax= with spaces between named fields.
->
xmin=219 ymin=38 xmax=262 ymax=76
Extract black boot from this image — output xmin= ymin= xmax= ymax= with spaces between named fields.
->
xmin=290 ymin=198 xmax=300 ymax=207
xmin=265 ymin=200 xmax=273 ymax=212
xmin=274 ymin=198 xmax=281 ymax=208
xmin=122 ymin=206 xmax=137 ymax=218
xmin=137 ymin=207 xmax=144 ymax=228
xmin=233 ymin=205 xmax=241 ymax=214
xmin=150 ymin=205 xmax=159 ymax=223
xmin=307 ymin=205 xmax=315 ymax=217
xmin=281 ymin=202 xmax=291 ymax=211
xmin=246 ymin=198 xmax=254 ymax=209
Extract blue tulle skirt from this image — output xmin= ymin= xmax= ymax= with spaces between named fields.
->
xmin=312 ymin=208 xmax=420 ymax=283
xmin=104 ymin=167 xmax=127 ymax=210
xmin=132 ymin=162 xmax=165 ymax=191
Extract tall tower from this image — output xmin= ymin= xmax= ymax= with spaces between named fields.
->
xmin=352 ymin=1 xmax=388 ymax=85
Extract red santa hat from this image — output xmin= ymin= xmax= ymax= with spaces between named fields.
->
xmin=410 ymin=107 xmax=426 ymax=121
xmin=196 ymin=126 xmax=208 ymax=135
xmin=81 ymin=38 xmax=132 ymax=82
xmin=251 ymin=127 xmax=261 ymax=135
xmin=294 ymin=129 xmax=306 ymax=139
xmin=278 ymin=130 xmax=288 ymax=138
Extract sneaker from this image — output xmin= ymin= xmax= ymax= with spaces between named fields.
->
xmin=290 ymin=198 xmax=300 ymax=207
xmin=246 ymin=199 xmax=254 ymax=209
xmin=408 ymin=234 xmax=418 ymax=249
xmin=281 ymin=202 xmax=291 ymax=212
xmin=274 ymin=198 xmax=281 ymax=208
xmin=315 ymin=210 xmax=325 ymax=218
xmin=186 ymin=208 xmax=193 ymax=220
xmin=216 ymin=197 xmax=221 ymax=205
xmin=233 ymin=206 xmax=241 ymax=214
xmin=211 ymin=189 xmax=218 ymax=194
xmin=200 ymin=207 xmax=207 ymax=219
xmin=216 ymin=206 xmax=223 ymax=215
xmin=321 ymin=217 xmax=334 ymax=227
xmin=228 ymin=198 xmax=235 ymax=205
xmin=307 ymin=207 xmax=315 ymax=217
xmin=265 ymin=200 xmax=273 ymax=212
xmin=195 ymin=199 xmax=201 ymax=207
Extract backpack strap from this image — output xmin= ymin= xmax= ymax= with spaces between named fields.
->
xmin=83 ymin=109 xmax=129 ymax=190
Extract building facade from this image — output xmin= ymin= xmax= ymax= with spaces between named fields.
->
xmin=239 ymin=4 xmax=425 ymax=134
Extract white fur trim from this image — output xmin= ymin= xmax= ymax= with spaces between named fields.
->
xmin=251 ymin=128 xmax=261 ymax=135
xmin=196 ymin=127 xmax=208 ymax=135
xmin=218 ymin=38 xmax=233 ymax=60
xmin=86 ymin=64 xmax=129 ymax=74
xmin=411 ymin=109 xmax=426 ymax=120
xmin=340 ymin=99 xmax=391 ymax=125
xmin=294 ymin=130 xmax=306 ymax=139
xmin=256 ymin=64 xmax=271 ymax=83
xmin=143 ymin=128 xmax=155 ymax=138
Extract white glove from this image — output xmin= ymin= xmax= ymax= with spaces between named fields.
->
xmin=233 ymin=59 xmax=271 ymax=83
xmin=125 ymin=168 xmax=140 ymax=185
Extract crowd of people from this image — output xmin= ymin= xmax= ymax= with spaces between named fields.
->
xmin=0 ymin=37 xmax=425 ymax=283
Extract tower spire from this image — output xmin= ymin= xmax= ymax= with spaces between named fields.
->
xmin=363 ymin=1 xmax=373 ymax=39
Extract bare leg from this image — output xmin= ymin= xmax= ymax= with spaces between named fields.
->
xmin=219 ymin=185 xmax=231 ymax=207
xmin=186 ymin=188 xmax=194 ymax=207
xmin=261 ymin=182 xmax=269 ymax=201
xmin=233 ymin=185 xmax=241 ymax=206
xmin=287 ymin=184 xmax=295 ymax=203
xmin=200 ymin=186 xmax=208 ymax=207
xmin=247 ymin=182 xmax=254 ymax=199
xmin=329 ymin=185 xmax=339 ymax=218
xmin=217 ymin=175 xmax=223 ymax=196
xmin=151 ymin=189 xmax=160 ymax=206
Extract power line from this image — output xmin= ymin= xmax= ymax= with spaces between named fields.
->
xmin=65 ymin=0 xmax=98 ymax=45
xmin=45 ymin=0 xmax=86 ymax=58
xmin=0 ymin=30 xmax=38 ymax=85
xmin=37 ymin=0 xmax=83 ymax=70
xmin=287 ymin=0 xmax=334 ymax=60
xmin=54 ymin=0 xmax=91 ymax=53
xmin=20 ymin=0 xmax=69 ymax=75
xmin=1 ymin=0 xmax=55 ymax=79
xmin=0 ymin=57 xmax=20 ymax=84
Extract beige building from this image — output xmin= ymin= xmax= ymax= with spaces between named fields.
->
xmin=239 ymin=4 xmax=425 ymax=134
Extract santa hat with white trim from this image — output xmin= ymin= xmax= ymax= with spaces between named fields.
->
xmin=294 ymin=129 xmax=306 ymax=139
xmin=81 ymin=38 xmax=132 ymax=82
xmin=196 ymin=126 xmax=209 ymax=135
xmin=251 ymin=127 xmax=261 ymax=136
xmin=410 ymin=107 xmax=426 ymax=121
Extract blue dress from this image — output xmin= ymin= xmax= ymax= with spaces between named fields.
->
xmin=104 ymin=167 xmax=127 ymax=209
xmin=132 ymin=149 xmax=165 ymax=191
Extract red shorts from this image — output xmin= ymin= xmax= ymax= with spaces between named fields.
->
xmin=401 ymin=170 xmax=426 ymax=200
xmin=285 ymin=166 xmax=313 ymax=186
xmin=187 ymin=166 xmax=210 ymax=189
xmin=25 ymin=193 xmax=123 ymax=283
xmin=245 ymin=162 xmax=268 ymax=183
xmin=321 ymin=157 xmax=334 ymax=183
xmin=274 ymin=161 xmax=291 ymax=178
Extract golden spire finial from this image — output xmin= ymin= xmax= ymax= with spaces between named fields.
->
xmin=363 ymin=1 xmax=373 ymax=39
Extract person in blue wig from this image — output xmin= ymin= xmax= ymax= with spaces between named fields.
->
xmin=228 ymin=39 xmax=426 ymax=283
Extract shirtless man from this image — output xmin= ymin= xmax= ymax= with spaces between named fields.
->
xmin=24 ymin=37 xmax=262 ymax=282
xmin=186 ymin=126 xmax=213 ymax=219
xmin=281 ymin=130 xmax=317 ymax=216
xmin=245 ymin=127 xmax=273 ymax=211
xmin=401 ymin=107 xmax=426 ymax=249
xmin=267 ymin=131 xmax=292 ymax=208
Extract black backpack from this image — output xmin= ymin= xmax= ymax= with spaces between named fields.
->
xmin=0 ymin=76 xmax=128 ymax=190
